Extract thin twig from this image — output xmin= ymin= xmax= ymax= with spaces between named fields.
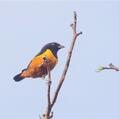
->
xmin=97 ymin=63 xmax=119 ymax=72
xmin=51 ymin=11 xmax=82 ymax=107
xmin=74 ymin=11 xmax=77 ymax=34
xmin=103 ymin=63 xmax=119 ymax=71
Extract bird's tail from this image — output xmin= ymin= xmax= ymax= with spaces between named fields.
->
xmin=13 ymin=73 xmax=24 ymax=82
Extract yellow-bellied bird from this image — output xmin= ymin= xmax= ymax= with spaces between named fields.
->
xmin=13 ymin=42 xmax=64 ymax=82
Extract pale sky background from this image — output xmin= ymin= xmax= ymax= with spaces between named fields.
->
xmin=0 ymin=1 xmax=119 ymax=119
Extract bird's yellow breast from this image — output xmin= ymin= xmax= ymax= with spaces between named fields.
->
xmin=32 ymin=49 xmax=58 ymax=68
xmin=21 ymin=49 xmax=58 ymax=78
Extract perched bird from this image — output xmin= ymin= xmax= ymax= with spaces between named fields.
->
xmin=13 ymin=42 xmax=64 ymax=82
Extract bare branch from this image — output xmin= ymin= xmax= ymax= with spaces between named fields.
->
xmin=51 ymin=11 xmax=82 ymax=108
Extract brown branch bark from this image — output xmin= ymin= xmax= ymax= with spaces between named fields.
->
xmin=41 ymin=11 xmax=82 ymax=119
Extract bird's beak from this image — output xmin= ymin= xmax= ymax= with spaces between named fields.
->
xmin=58 ymin=45 xmax=65 ymax=49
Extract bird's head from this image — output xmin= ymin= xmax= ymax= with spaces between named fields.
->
xmin=40 ymin=42 xmax=64 ymax=57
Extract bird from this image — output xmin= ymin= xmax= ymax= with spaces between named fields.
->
xmin=13 ymin=42 xmax=64 ymax=82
